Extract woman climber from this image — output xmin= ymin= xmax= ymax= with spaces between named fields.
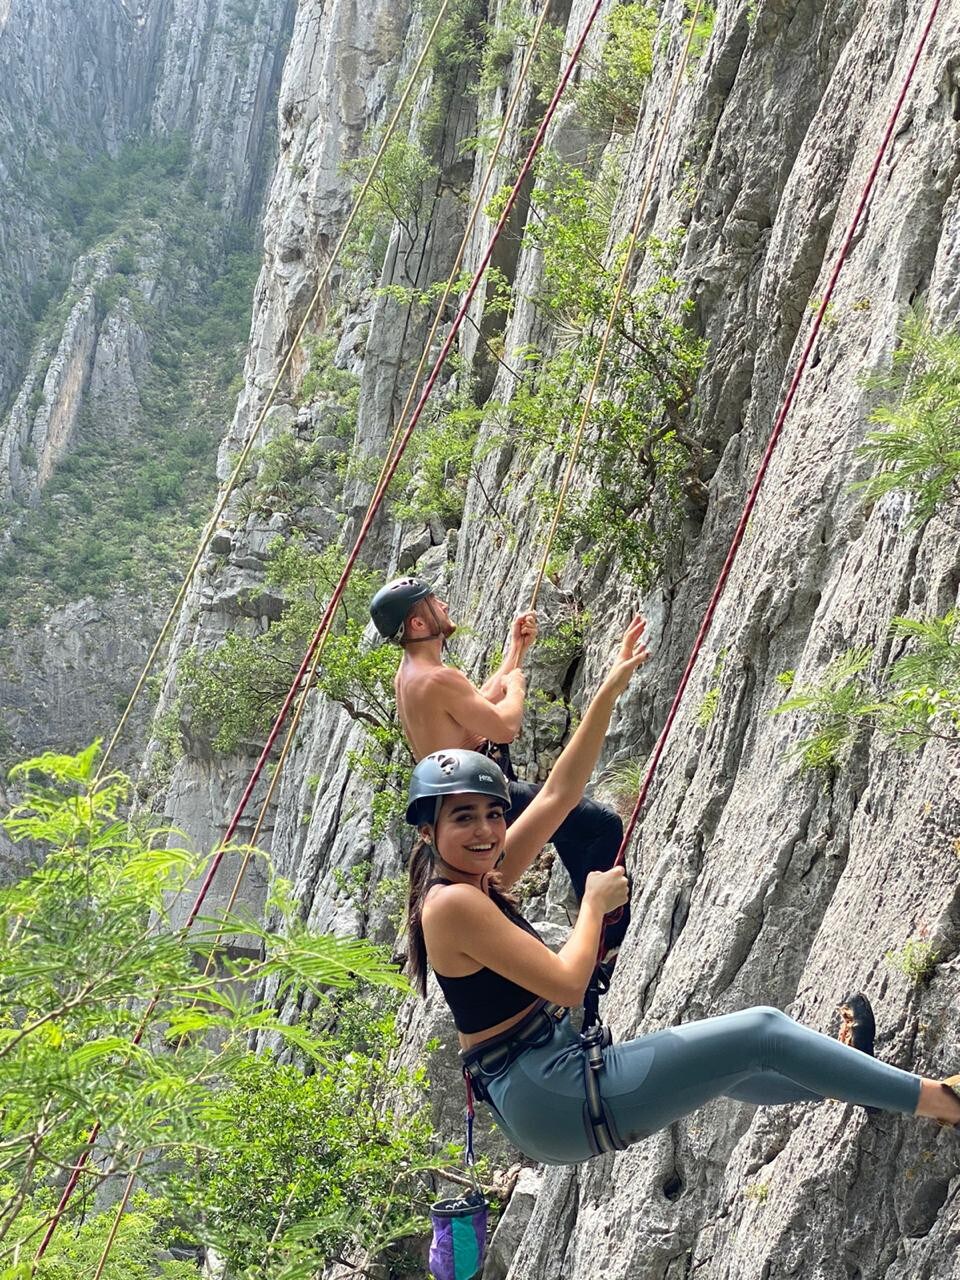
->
xmin=405 ymin=616 xmax=960 ymax=1165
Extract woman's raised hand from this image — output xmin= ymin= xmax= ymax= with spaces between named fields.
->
xmin=601 ymin=615 xmax=650 ymax=697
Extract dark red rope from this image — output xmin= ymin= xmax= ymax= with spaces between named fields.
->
xmin=610 ymin=0 xmax=944 ymax=883
xmin=34 ymin=1 xmax=608 ymax=1261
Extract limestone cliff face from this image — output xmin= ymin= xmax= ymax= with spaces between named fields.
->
xmin=0 ymin=0 xmax=293 ymax=825
xmin=20 ymin=0 xmax=960 ymax=1273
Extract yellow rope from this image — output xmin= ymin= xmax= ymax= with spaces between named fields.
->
xmin=94 ymin=0 xmax=455 ymax=783
xmin=363 ymin=0 xmax=558 ymax=502
xmin=90 ymin=10 xmax=558 ymax=1270
xmin=528 ymin=0 xmax=704 ymax=610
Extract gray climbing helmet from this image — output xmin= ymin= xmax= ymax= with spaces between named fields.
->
xmin=406 ymin=750 xmax=512 ymax=825
xmin=369 ymin=576 xmax=435 ymax=641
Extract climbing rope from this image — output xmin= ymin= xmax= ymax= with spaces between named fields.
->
xmin=92 ymin=0 xmax=456 ymax=785
xmin=37 ymin=0 xmax=609 ymax=1264
xmin=197 ymin=0 xmax=563 ymax=941
xmin=603 ymin=0 xmax=945 ymax=924
xmin=367 ymin=0 xmax=558 ymax=502
xmin=529 ymin=0 xmax=704 ymax=610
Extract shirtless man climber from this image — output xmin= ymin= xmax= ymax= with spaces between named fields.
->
xmin=369 ymin=575 xmax=632 ymax=960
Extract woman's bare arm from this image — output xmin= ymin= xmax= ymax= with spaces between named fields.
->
xmin=497 ymin=617 xmax=648 ymax=890
xmin=423 ymin=873 xmax=627 ymax=1008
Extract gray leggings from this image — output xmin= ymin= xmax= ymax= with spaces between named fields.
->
xmin=482 ymin=1006 xmax=922 ymax=1165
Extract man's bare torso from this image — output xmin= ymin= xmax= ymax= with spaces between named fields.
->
xmin=395 ymin=661 xmax=484 ymax=760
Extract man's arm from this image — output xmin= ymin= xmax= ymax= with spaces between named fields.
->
xmin=480 ymin=612 xmax=538 ymax=700
xmin=434 ymin=666 xmax=527 ymax=743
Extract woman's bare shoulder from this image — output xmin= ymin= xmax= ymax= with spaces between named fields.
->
xmin=423 ymin=880 xmax=494 ymax=924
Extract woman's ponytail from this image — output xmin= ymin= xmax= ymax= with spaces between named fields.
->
xmin=406 ymin=838 xmax=435 ymax=996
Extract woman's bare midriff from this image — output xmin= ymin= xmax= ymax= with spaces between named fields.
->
xmin=457 ymin=998 xmax=542 ymax=1051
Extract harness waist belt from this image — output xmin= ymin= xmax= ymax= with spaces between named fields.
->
xmin=461 ymin=1000 xmax=567 ymax=1098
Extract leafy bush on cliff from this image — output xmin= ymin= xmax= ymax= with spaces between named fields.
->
xmin=0 ymin=744 xmax=430 ymax=1277
xmin=855 ymin=309 xmax=960 ymax=526
xmin=503 ymin=154 xmax=708 ymax=587
xmin=772 ymin=610 xmax=960 ymax=768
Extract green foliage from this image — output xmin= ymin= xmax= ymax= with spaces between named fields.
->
xmin=391 ymin=396 xmax=491 ymax=527
xmin=855 ymin=310 xmax=960 ymax=526
xmin=684 ymin=2 xmax=716 ymax=62
xmin=3 ymin=1193 xmax=195 ymax=1279
xmin=884 ymin=938 xmax=939 ymax=985
xmin=176 ymin=539 xmax=412 ymax=829
xmin=0 ymin=136 xmax=259 ymax=622
xmin=478 ymin=2 xmax=528 ymax=94
xmin=343 ymin=135 xmax=439 ymax=275
xmin=297 ymin=336 xmax=361 ymax=415
xmin=771 ymin=648 xmax=877 ymax=770
xmin=0 ymin=745 xmax=407 ymax=1265
xmin=577 ymin=3 xmax=656 ymax=132
xmin=536 ymin=614 xmax=589 ymax=670
xmin=743 ymin=1181 xmax=770 ymax=1204
xmin=49 ymin=134 xmax=192 ymax=251
xmin=696 ymin=649 xmax=726 ymax=726
xmin=697 ymin=686 xmax=720 ymax=727
xmin=426 ymin=0 xmax=487 ymax=102
xmin=597 ymin=757 xmax=646 ymax=819
xmin=167 ymin=986 xmax=444 ymax=1276
xmin=507 ymin=155 xmax=707 ymax=587
xmin=772 ymin=611 xmax=960 ymax=769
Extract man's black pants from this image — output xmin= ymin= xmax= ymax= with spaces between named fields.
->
xmin=504 ymin=779 xmax=630 ymax=954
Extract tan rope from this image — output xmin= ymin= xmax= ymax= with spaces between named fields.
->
xmin=94 ymin=0 xmax=456 ymax=783
xmin=528 ymin=0 xmax=704 ymax=610
xmin=363 ymin=0 xmax=559 ymax=499
xmin=90 ymin=9 xmax=559 ymax=1267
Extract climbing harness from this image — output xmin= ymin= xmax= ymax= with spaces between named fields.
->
xmin=579 ymin=972 xmax=624 ymax=1155
xmin=428 ymin=1075 xmax=489 ymax=1280
xmin=43 ymin=1 xmax=610 ymax=1267
xmin=461 ymin=1000 xmax=568 ymax=1101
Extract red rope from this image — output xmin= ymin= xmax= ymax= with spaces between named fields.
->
xmin=611 ymin=0 xmax=944 ymax=882
xmin=34 ymin=1 xmax=607 ymax=1261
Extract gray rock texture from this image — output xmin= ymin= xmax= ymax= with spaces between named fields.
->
xmin=0 ymin=0 xmax=294 ymax=836
xmin=7 ymin=0 xmax=960 ymax=1274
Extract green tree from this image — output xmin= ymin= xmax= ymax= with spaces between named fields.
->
xmin=855 ymin=310 xmax=960 ymax=526
xmin=168 ymin=987 xmax=443 ymax=1275
xmin=0 ymin=743 xmax=407 ymax=1266
xmin=175 ymin=541 xmax=412 ymax=831
xmin=503 ymin=155 xmax=707 ymax=587
xmin=577 ymin=3 xmax=657 ymax=132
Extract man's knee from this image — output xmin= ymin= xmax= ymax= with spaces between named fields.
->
xmin=575 ymin=798 xmax=623 ymax=866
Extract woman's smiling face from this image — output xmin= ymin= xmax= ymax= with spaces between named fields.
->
xmin=423 ymin=793 xmax=508 ymax=879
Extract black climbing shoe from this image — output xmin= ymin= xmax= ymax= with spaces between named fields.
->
xmin=837 ymin=992 xmax=876 ymax=1056
xmin=836 ymin=991 xmax=878 ymax=1115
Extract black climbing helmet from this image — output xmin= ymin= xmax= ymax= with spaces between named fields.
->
xmin=370 ymin=576 xmax=435 ymax=641
xmin=406 ymin=750 xmax=512 ymax=825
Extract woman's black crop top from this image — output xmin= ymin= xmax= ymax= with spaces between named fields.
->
xmin=428 ymin=879 xmax=543 ymax=1034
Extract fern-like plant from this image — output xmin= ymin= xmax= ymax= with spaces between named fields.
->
xmin=771 ymin=647 xmax=879 ymax=769
xmin=855 ymin=309 xmax=960 ymax=526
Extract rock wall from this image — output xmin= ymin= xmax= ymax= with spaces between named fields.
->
xmin=0 ymin=0 xmax=294 ymax=827
xmin=16 ymin=0 xmax=960 ymax=1274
